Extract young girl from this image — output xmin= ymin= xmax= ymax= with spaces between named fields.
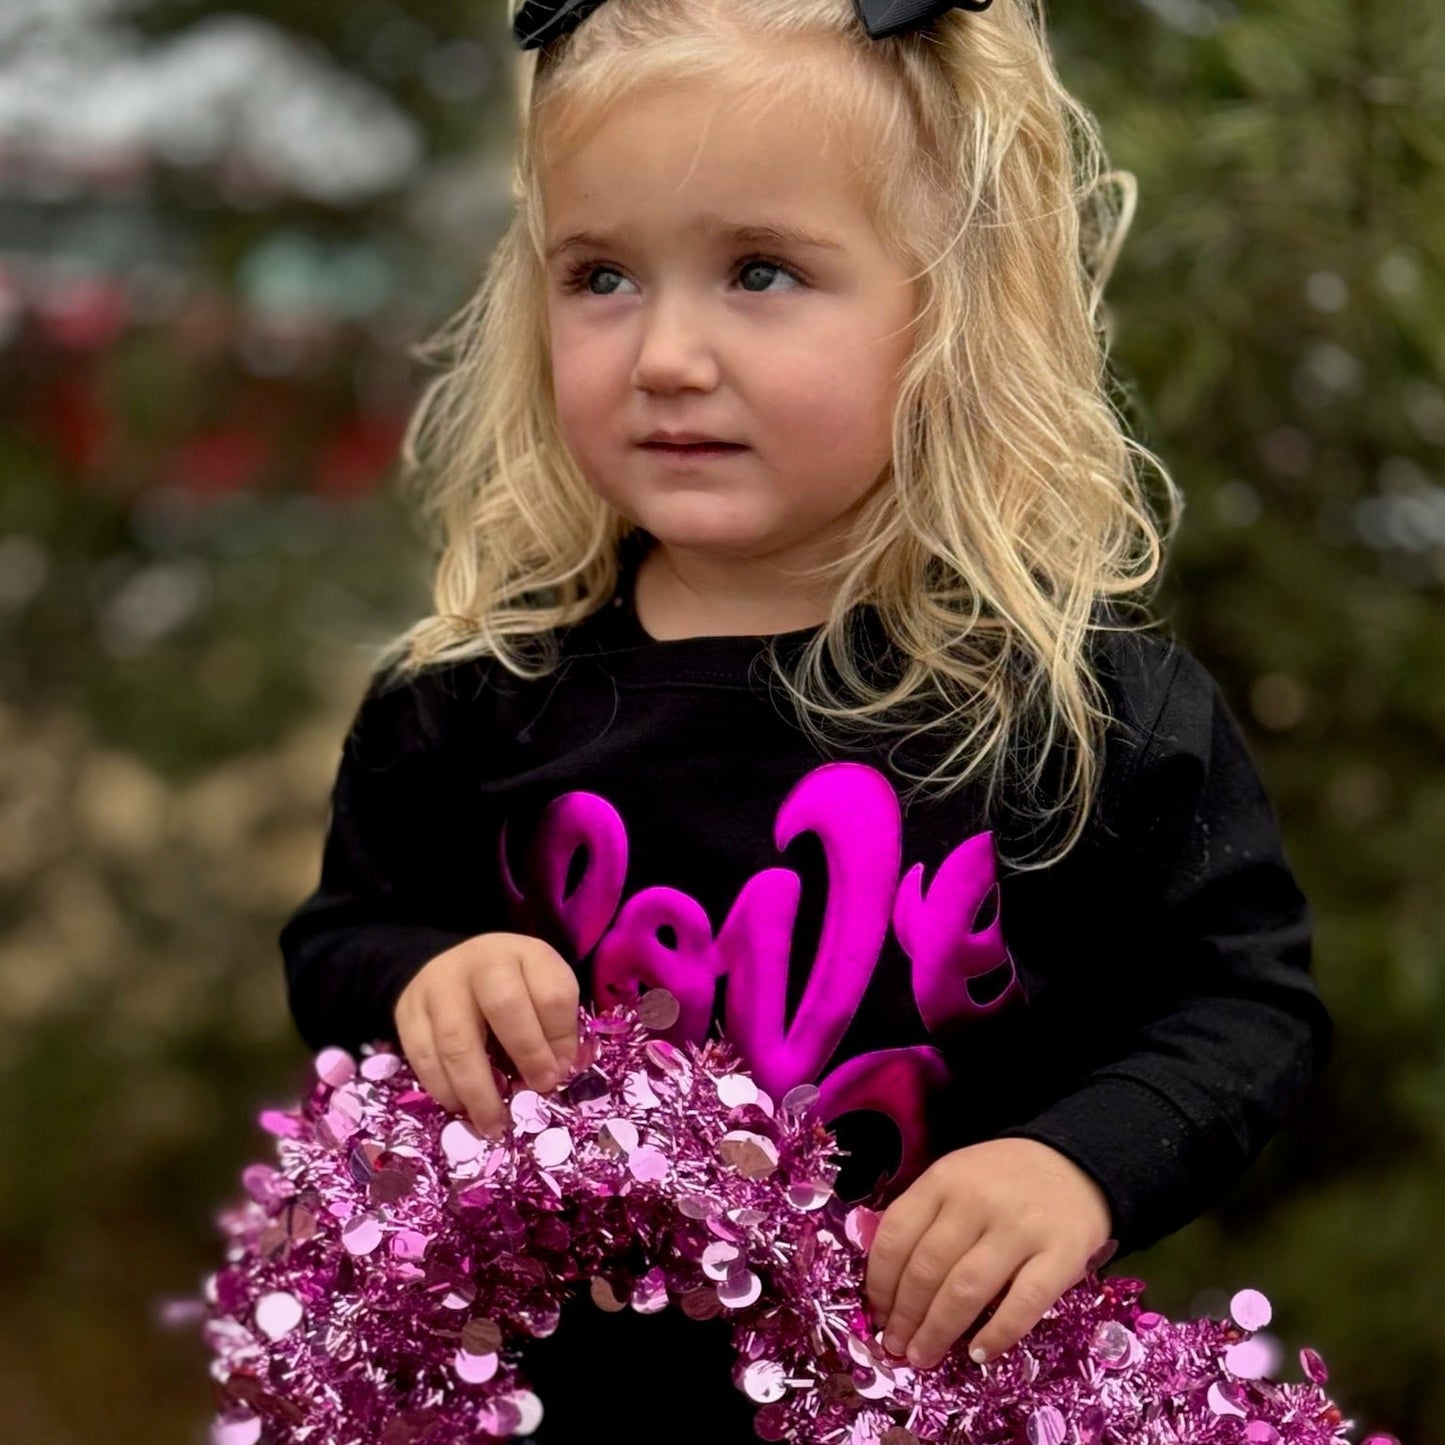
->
xmin=279 ymin=0 xmax=1333 ymax=1438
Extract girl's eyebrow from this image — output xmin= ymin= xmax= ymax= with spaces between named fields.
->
xmin=546 ymin=217 xmax=846 ymax=260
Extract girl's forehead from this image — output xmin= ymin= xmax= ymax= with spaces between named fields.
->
xmin=539 ymin=80 xmax=879 ymax=218
xmin=540 ymin=60 xmax=874 ymax=172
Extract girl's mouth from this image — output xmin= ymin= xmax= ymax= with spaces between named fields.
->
xmin=641 ymin=442 xmax=748 ymax=456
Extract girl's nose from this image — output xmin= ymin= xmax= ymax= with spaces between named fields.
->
xmin=631 ymin=311 xmax=721 ymax=391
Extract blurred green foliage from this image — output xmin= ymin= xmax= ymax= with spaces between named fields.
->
xmin=0 ymin=1 xmax=1439 ymax=1441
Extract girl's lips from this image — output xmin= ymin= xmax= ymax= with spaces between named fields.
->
xmin=641 ymin=441 xmax=747 ymax=450
xmin=640 ymin=442 xmax=749 ymax=460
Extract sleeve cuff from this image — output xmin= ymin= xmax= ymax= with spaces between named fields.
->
xmin=994 ymin=1072 xmax=1211 ymax=1259
xmin=368 ymin=924 xmax=476 ymax=1034
xmin=282 ymin=921 xmax=475 ymax=1054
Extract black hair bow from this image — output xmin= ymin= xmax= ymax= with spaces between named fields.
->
xmin=514 ymin=0 xmax=994 ymax=50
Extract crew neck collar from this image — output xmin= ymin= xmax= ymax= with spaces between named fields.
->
xmin=565 ymin=531 xmax=881 ymax=686
xmin=611 ymin=530 xmax=833 ymax=649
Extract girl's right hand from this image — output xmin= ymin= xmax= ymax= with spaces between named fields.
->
xmin=393 ymin=932 xmax=581 ymax=1139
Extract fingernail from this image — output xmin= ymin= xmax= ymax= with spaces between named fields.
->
xmin=883 ymin=1334 xmax=905 ymax=1358
xmin=535 ymin=1071 xmax=557 ymax=1092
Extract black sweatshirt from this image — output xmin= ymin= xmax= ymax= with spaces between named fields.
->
xmin=279 ymin=539 xmax=1332 ymax=1270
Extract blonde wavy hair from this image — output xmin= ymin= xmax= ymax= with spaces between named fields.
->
xmin=378 ymin=0 xmax=1183 ymax=869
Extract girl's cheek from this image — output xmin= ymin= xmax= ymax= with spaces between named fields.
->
xmin=550 ymin=360 xmax=611 ymax=435
xmin=552 ymin=330 xmax=623 ymax=401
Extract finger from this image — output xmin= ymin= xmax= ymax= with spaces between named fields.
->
xmin=965 ymin=1250 xmax=1079 ymax=1365
xmin=398 ymin=1013 xmax=461 ymax=1116
xmin=865 ymin=1189 xmax=941 ymax=1330
xmin=427 ymin=984 xmax=507 ymax=1137
xmin=881 ymin=1216 xmax=989 ymax=1360
xmin=474 ymin=955 xmax=562 ymax=1093
xmin=519 ymin=944 xmax=582 ymax=1072
xmin=902 ymin=1232 xmax=1018 ymax=1369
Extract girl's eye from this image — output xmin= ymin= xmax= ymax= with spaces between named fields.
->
xmin=558 ymin=255 xmax=806 ymax=296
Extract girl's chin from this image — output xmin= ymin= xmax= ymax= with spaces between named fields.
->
xmin=628 ymin=525 xmax=778 ymax=559
xmin=613 ymin=503 xmax=777 ymax=553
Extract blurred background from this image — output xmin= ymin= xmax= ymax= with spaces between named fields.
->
xmin=0 ymin=0 xmax=1439 ymax=1440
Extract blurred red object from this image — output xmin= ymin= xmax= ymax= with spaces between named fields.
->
xmin=169 ymin=424 xmax=274 ymax=496
xmin=313 ymin=412 xmax=406 ymax=500
xmin=35 ymin=274 xmax=131 ymax=351
xmin=30 ymin=370 xmax=120 ymax=476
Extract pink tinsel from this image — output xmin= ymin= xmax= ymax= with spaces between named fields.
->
xmin=172 ymin=990 xmax=1400 ymax=1445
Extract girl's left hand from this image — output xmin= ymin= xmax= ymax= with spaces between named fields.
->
xmin=863 ymin=1138 xmax=1114 ymax=1370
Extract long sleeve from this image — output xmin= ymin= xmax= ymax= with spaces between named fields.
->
xmin=279 ymin=663 xmax=491 ymax=1055
xmin=996 ymin=643 xmax=1334 ymax=1258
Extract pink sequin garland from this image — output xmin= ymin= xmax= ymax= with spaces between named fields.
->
xmin=166 ymin=990 xmax=1400 ymax=1445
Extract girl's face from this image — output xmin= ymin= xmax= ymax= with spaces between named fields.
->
xmin=542 ymin=78 xmax=919 ymax=579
